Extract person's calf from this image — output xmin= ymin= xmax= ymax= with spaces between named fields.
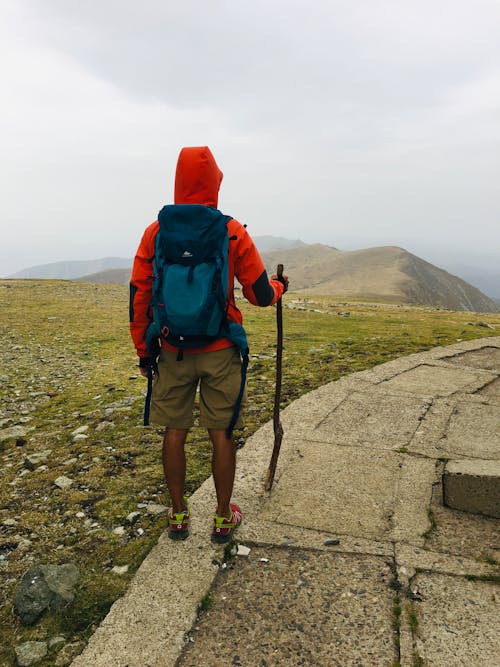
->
xmin=162 ymin=428 xmax=189 ymax=513
xmin=208 ymin=428 xmax=236 ymax=517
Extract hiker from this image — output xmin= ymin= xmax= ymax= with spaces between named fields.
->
xmin=129 ymin=146 xmax=288 ymax=543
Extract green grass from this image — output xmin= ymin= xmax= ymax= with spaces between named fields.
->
xmin=1 ymin=280 xmax=499 ymax=664
xmin=422 ymin=507 xmax=438 ymax=540
xmin=407 ymin=602 xmax=419 ymax=634
xmin=413 ymin=653 xmax=425 ymax=667
xmin=198 ymin=591 xmax=213 ymax=612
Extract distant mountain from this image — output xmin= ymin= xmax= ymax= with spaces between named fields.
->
xmin=75 ymin=268 xmax=131 ymax=284
xmin=8 ymin=257 xmax=131 ymax=280
xmin=7 ymin=238 xmax=499 ymax=312
xmin=260 ymin=244 xmax=499 ymax=312
xmin=7 ymin=237 xmax=304 ymax=280
xmin=440 ymin=263 xmax=500 ymax=301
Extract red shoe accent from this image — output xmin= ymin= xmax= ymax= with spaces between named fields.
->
xmin=212 ymin=503 xmax=242 ymax=543
xmin=168 ymin=507 xmax=189 ymax=540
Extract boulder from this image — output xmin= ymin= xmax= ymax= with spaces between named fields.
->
xmin=14 ymin=641 xmax=48 ymax=666
xmin=13 ymin=563 xmax=80 ymax=625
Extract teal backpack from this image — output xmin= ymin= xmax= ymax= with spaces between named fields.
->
xmin=144 ymin=204 xmax=249 ymax=435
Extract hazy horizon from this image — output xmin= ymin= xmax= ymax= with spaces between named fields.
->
xmin=5 ymin=237 xmax=500 ymax=301
xmin=2 ymin=1 xmax=499 ymax=279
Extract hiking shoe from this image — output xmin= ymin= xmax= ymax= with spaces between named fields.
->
xmin=211 ymin=503 xmax=242 ymax=544
xmin=168 ymin=498 xmax=190 ymax=540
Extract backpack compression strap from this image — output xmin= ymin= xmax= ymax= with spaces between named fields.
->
xmin=143 ymin=365 xmax=153 ymax=426
xmin=143 ymin=355 xmax=159 ymax=426
xmin=225 ymin=347 xmax=249 ymax=439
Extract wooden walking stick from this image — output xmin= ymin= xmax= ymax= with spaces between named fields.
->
xmin=265 ymin=264 xmax=285 ymax=491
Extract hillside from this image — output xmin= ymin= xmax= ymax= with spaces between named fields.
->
xmin=260 ymin=245 xmax=499 ymax=312
xmin=7 ymin=240 xmax=499 ymax=313
xmin=7 ymin=237 xmax=303 ymax=280
xmin=8 ymin=257 xmax=131 ymax=280
xmin=76 ymin=268 xmax=131 ymax=284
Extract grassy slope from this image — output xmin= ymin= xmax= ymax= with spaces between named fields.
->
xmin=0 ymin=281 xmax=499 ymax=665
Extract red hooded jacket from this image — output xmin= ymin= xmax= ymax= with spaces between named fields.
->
xmin=130 ymin=146 xmax=284 ymax=359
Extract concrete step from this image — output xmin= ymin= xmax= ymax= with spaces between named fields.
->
xmin=443 ymin=459 xmax=500 ymax=518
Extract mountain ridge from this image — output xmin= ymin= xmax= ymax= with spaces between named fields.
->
xmin=6 ymin=238 xmax=499 ymax=313
xmin=260 ymin=244 xmax=498 ymax=312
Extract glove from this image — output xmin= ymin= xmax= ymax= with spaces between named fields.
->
xmin=272 ymin=273 xmax=289 ymax=293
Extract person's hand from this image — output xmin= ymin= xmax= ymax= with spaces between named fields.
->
xmin=272 ymin=273 xmax=289 ymax=293
xmin=138 ymin=357 xmax=152 ymax=378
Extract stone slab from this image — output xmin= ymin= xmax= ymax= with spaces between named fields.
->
xmin=474 ymin=377 xmax=500 ymax=405
xmin=430 ymin=337 xmax=500 ymax=362
xmin=395 ymin=544 xmax=499 ymax=580
xmin=177 ymin=546 xmax=397 ymax=667
xmin=443 ymin=402 xmax=500 ymax=459
xmin=238 ymin=521 xmax=393 ymax=558
xmin=424 ymin=498 xmax=500 ymax=563
xmin=71 ymin=485 xmax=223 ymax=667
xmin=409 ymin=398 xmax=456 ymax=457
xmin=379 ymin=364 xmax=493 ymax=397
xmin=261 ymin=440 xmax=401 ymax=540
xmin=441 ymin=346 xmax=500 ymax=372
xmin=390 ymin=456 xmax=436 ymax=545
xmin=279 ymin=382 xmax=351 ymax=441
xmin=443 ymin=459 xmax=500 ymax=518
xmin=411 ymin=572 xmax=500 ymax=666
xmin=310 ymin=391 xmax=431 ymax=450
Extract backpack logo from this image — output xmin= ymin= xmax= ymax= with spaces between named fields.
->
xmin=182 ymin=250 xmax=193 ymax=258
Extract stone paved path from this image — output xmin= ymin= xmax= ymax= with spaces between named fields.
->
xmin=72 ymin=337 xmax=500 ymax=667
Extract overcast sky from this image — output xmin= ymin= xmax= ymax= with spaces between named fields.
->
xmin=1 ymin=0 xmax=499 ymax=277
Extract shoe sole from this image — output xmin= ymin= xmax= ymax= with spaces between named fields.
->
xmin=211 ymin=531 xmax=233 ymax=544
xmin=168 ymin=529 xmax=189 ymax=541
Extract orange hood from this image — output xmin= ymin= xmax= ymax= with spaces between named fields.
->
xmin=174 ymin=146 xmax=223 ymax=208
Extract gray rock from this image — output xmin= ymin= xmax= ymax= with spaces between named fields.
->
xmin=54 ymin=640 xmax=85 ymax=666
xmin=146 ymin=503 xmax=168 ymax=515
xmin=14 ymin=641 xmax=48 ymax=666
xmin=54 ymin=476 xmax=73 ymax=489
xmin=0 ymin=425 xmax=27 ymax=443
xmin=96 ymin=421 xmax=115 ymax=432
xmin=62 ymin=458 xmax=78 ymax=466
xmin=24 ymin=450 xmax=52 ymax=471
xmin=126 ymin=511 xmax=141 ymax=524
xmin=16 ymin=539 xmax=33 ymax=552
xmin=2 ymin=518 xmax=17 ymax=527
xmin=13 ymin=563 xmax=80 ymax=625
xmin=48 ymin=636 xmax=66 ymax=648
xmin=71 ymin=425 xmax=89 ymax=436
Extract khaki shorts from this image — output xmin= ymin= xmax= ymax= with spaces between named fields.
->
xmin=150 ymin=347 xmax=247 ymax=429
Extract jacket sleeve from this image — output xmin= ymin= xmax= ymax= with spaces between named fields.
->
xmin=129 ymin=221 xmax=158 ymax=358
xmin=232 ymin=222 xmax=284 ymax=306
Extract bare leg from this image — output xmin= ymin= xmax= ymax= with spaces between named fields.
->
xmin=162 ymin=428 xmax=189 ymax=513
xmin=208 ymin=429 xmax=236 ymax=518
